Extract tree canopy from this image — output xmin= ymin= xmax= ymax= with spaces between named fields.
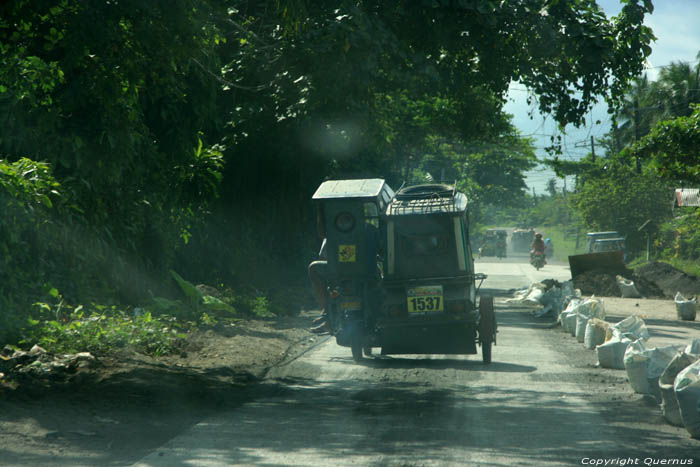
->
xmin=0 ymin=0 xmax=657 ymax=308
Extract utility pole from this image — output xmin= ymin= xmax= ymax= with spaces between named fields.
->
xmin=590 ymin=136 xmax=595 ymax=161
xmin=563 ymin=177 xmax=567 ymax=196
xmin=634 ymin=98 xmax=642 ymax=173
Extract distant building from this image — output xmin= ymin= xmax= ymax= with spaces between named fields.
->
xmin=674 ymin=188 xmax=700 ymax=208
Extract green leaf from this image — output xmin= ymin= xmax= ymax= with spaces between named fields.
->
xmin=169 ymin=270 xmax=203 ymax=304
xmin=202 ymin=295 xmax=235 ymax=313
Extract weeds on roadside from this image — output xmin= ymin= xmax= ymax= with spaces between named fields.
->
xmin=24 ymin=299 xmax=189 ymax=357
xmin=12 ymin=271 xmax=281 ymax=358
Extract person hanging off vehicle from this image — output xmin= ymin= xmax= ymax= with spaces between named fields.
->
xmin=530 ymin=232 xmax=546 ymax=264
xmin=308 ymin=208 xmax=330 ymax=334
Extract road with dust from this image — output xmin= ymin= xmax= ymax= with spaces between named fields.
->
xmin=134 ymin=256 xmax=699 ymax=466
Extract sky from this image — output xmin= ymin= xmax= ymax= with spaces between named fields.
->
xmin=504 ymin=0 xmax=700 ymax=195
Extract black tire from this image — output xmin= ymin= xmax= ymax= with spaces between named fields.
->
xmin=351 ymin=334 xmax=364 ymax=362
xmin=482 ymin=339 xmax=492 ymax=365
xmin=479 ymin=295 xmax=496 ymax=365
xmin=363 ymin=346 xmax=373 ymax=357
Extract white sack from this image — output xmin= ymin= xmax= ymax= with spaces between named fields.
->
xmin=675 ymin=359 xmax=700 ymax=438
xmin=686 ymin=338 xmax=700 ymax=357
xmin=584 ymin=318 xmax=608 ymax=350
xmin=616 ymin=275 xmax=642 ymax=298
xmin=559 ymin=298 xmax=583 ymax=328
xmin=611 ymin=315 xmax=649 ymax=341
xmin=647 ymin=345 xmax=685 ymax=402
xmin=660 ymin=352 xmax=699 ymax=427
xmin=567 ymin=297 xmax=605 ymax=338
xmin=575 ymin=314 xmax=589 ymax=343
xmin=597 ymin=335 xmax=633 ymax=369
xmin=506 ymin=283 xmax=546 ymax=306
xmin=675 ymin=292 xmax=697 ymax=321
xmin=624 ymin=339 xmax=653 ymax=394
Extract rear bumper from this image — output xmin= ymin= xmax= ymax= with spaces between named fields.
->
xmin=371 ymin=322 xmax=478 ymax=355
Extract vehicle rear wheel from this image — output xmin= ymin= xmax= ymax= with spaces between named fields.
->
xmin=351 ymin=334 xmax=364 ymax=362
xmin=479 ymin=295 xmax=496 ymax=365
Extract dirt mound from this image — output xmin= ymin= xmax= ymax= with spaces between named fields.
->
xmin=573 ymin=269 xmax=620 ymax=297
xmin=572 ymin=268 xmax=665 ymax=298
xmin=635 ymin=261 xmax=700 ymax=299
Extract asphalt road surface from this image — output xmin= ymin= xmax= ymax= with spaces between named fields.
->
xmin=133 ymin=255 xmax=699 ymax=466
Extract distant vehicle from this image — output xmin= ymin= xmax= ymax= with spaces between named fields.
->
xmin=480 ymin=229 xmax=507 ymax=258
xmin=569 ymin=231 xmax=627 ymax=279
xmin=592 ymin=237 xmax=627 ymax=261
xmin=585 ymin=231 xmax=623 ymax=253
xmin=511 ymin=228 xmax=534 ymax=253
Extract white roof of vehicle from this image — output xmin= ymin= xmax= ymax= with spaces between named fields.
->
xmin=312 ymin=179 xmax=392 ymax=199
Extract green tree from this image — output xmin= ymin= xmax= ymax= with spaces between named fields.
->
xmin=569 ymin=159 xmax=671 ymax=254
xmin=630 ymin=106 xmax=700 ymax=183
xmin=0 ymin=0 xmax=228 ymax=298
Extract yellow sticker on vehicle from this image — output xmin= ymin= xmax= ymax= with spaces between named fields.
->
xmin=407 ymin=285 xmax=444 ymax=313
xmin=338 ymin=244 xmax=356 ymax=262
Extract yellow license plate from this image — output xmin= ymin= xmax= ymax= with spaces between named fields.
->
xmin=406 ymin=286 xmax=443 ymax=313
xmin=340 ymin=301 xmax=361 ymax=311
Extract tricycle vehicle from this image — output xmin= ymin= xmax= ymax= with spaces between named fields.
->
xmin=311 ymin=179 xmax=495 ymax=363
xmin=511 ymin=228 xmax=534 ymax=253
xmin=480 ymin=228 xmax=507 ymax=258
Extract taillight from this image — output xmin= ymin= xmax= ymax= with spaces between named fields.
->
xmin=335 ymin=212 xmax=355 ymax=232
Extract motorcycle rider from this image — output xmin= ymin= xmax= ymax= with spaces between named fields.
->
xmin=530 ymin=232 xmax=546 ymax=264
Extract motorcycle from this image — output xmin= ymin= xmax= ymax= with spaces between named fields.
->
xmin=531 ymin=251 xmax=546 ymax=270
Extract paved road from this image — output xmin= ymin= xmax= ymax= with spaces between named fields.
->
xmin=133 ymin=256 xmax=699 ymax=466
xmin=474 ymin=252 xmax=571 ymax=292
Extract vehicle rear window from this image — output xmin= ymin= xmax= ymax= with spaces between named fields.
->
xmin=400 ymin=234 xmax=449 ymax=256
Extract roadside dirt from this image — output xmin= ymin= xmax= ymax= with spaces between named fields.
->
xmin=0 ymin=310 xmax=324 ymax=466
xmin=573 ymin=261 xmax=699 ymax=299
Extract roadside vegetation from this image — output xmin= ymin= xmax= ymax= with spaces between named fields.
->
xmin=503 ymin=53 xmax=700 ymax=275
xmin=0 ymin=1 xmax=660 ymax=356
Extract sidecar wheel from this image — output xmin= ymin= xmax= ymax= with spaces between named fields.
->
xmin=479 ymin=295 xmax=496 ymax=365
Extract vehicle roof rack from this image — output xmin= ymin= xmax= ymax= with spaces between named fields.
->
xmin=387 ymin=183 xmax=466 ymax=215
